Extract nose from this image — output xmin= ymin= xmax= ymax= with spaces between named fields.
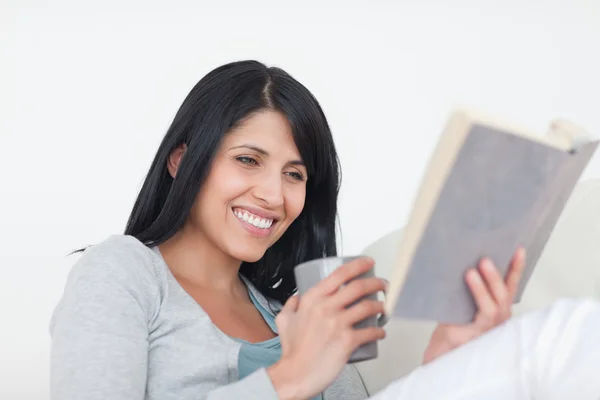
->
xmin=252 ymin=172 xmax=284 ymax=208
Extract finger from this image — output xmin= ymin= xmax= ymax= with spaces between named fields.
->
xmin=311 ymin=257 xmax=375 ymax=298
xmin=348 ymin=326 xmax=386 ymax=350
xmin=329 ymin=277 xmax=387 ymax=309
xmin=281 ymin=293 xmax=300 ymax=314
xmin=505 ymin=247 xmax=526 ymax=300
xmin=466 ymin=267 xmax=498 ymax=326
xmin=383 ymin=278 xmax=389 ymax=294
xmin=275 ymin=294 xmax=299 ymax=331
xmin=341 ymin=299 xmax=385 ymax=326
xmin=478 ymin=258 xmax=510 ymax=313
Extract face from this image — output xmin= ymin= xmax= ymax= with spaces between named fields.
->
xmin=179 ymin=111 xmax=308 ymax=263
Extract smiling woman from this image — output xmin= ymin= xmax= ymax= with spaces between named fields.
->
xmin=50 ymin=60 xmax=374 ymax=400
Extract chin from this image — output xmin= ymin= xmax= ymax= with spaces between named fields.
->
xmin=230 ymin=247 xmax=268 ymax=264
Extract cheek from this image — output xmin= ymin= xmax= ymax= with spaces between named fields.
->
xmin=202 ymin=164 xmax=249 ymax=206
xmin=284 ymin=186 xmax=306 ymax=220
xmin=190 ymin=165 xmax=249 ymax=225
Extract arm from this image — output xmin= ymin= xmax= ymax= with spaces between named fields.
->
xmin=50 ymin=255 xmax=152 ymax=400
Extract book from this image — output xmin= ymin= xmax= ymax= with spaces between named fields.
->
xmin=377 ymin=109 xmax=599 ymax=324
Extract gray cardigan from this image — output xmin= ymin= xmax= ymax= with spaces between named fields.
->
xmin=50 ymin=235 xmax=369 ymax=399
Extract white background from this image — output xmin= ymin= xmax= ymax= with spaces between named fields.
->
xmin=2 ymin=0 xmax=600 ymax=398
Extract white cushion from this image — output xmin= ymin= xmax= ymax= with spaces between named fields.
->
xmin=354 ymin=178 xmax=600 ymax=395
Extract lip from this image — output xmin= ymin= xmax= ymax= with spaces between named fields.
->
xmin=232 ymin=205 xmax=281 ymax=221
xmin=232 ymin=208 xmax=278 ymax=238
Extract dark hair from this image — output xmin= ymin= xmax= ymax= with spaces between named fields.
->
xmin=124 ymin=60 xmax=341 ymax=304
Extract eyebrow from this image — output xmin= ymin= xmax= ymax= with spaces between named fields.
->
xmin=230 ymin=144 xmax=305 ymax=166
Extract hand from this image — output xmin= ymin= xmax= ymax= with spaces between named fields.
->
xmin=267 ymin=257 xmax=387 ymax=400
xmin=423 ymin=247 xmax=526 ymax=364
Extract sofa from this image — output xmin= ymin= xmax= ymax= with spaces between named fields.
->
xmin=353 ymin=178 xmax=600 ymax=395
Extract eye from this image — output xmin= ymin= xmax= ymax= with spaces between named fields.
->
xmin=236 ymin=156 xmax=258 ymax=166
xmin=286 ymin=171 xmax=305 ymax=181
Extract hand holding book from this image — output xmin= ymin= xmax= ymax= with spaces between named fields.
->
xmin=422 ymin=247 xmax=526 ymax=363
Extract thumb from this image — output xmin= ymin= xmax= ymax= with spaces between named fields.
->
xmin=283 ymin=293 xmax=300 ymax=312
xmin=275 ymin=294 xmax=299 ymax=330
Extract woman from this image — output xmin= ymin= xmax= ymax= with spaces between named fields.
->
xmin=50 ymin=60 xmax=599 ymax=400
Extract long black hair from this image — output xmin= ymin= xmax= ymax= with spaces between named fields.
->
xmin=124 ymin=60 xmax=341 ymax=304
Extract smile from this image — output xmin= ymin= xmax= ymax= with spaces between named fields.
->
xmin=232 ymin=208 xmax=275 ymax=230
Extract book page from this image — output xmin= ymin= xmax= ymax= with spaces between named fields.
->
xmin=461 ymin=109 xmax=592 ymax=151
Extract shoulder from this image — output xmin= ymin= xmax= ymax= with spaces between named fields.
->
xmin=78 ymin=234 xmax=158 ymax=265
xmin=61 ymin=235 xmax=165 ymax=311
xmin=49 ymin=235 xmax=166 ymax=354
xmin=73 ymin=234 xmax=162 ymax=278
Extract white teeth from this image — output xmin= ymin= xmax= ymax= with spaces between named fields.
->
xmin=233 ymin=209 xmax=274 ymax=230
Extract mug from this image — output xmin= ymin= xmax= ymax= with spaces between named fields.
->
xmin=293 ymin=255 xmax=388 ymax=363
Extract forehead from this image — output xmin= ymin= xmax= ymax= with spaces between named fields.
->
xmin=223 ymin=111 xmax=300 ymax=157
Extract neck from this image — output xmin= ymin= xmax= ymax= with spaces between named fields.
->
xmin=158 ymin=225 xmax=243 ymax=295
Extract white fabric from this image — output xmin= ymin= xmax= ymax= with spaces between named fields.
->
xmin=356 ymin=178 xmax=600 ymax=393
xmin=369 ymin=298 xmax=600 ymax=400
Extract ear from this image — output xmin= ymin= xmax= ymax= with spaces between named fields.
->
xmin=167 ymin=143 xmax=187 ymax=179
